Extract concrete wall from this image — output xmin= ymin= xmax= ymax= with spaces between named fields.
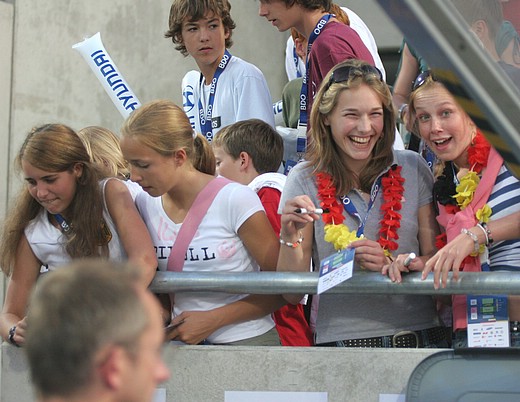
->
xmin=4 ymin=0 xmax=402 ymax=201
xmin=337 ymin=0 xmax=402 ymax=49
xmin=0 ymin=3 xmax=14 ymax=383
xmin=6 ymin=0 xmax=289 ymax=196
xmin=2 ymin=343 xmax=438 ymax=402
xmin=0 ymin=1 xmax=13 ymax=221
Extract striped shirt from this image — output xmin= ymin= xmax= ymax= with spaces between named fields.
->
xmin=487 ymin=165 xmax=520 ymax=271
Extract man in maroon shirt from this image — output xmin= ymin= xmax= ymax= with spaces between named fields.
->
xmin=258 ymin=0 xmax=375 ymax=121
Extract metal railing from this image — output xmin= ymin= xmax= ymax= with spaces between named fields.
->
xmin=149 ymin=271 xmax=520 ymax=295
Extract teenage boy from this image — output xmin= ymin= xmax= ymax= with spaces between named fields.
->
xmin=213 ymin=119 xmax=314 ymax=346
xmin=258 ymin=0 xmax=374 ymax=123
xmin=166 ymin=0 xmax=275 ymax=142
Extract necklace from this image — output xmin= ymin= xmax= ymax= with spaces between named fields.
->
xmin=434 ymin=130 xmax=492 ymax=255
xmin=316 ymin=165 xmax=405 ymax=258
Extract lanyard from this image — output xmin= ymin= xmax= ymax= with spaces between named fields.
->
xmin=298 ymin=14 xmax=334 ymax=131
xmin=198 ymin=49 xmax=232 ymax=142
xmin=292 ymin=47 xmax=302 ymax=78
xmin=54 ymin=214 xmax=71 ymax=233
xmin=421 ymin=143 xmax=437 ymax=172
xmin=340 ymin=176 xmax=383 ymax=237
xmin=296 ymin=14 xmax=334 ymax=157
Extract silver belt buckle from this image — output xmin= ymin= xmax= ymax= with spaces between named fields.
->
xmin=392 ymin=330 xmax=419 ymax=348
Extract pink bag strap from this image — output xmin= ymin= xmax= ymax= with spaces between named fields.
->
xmin=167 ymin=177 xmax=231 ymax=272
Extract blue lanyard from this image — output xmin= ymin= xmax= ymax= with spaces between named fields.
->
xmin=421 ymin=144 xmax=437 ymax=172
xmin=298 ymin=14 xmax=334 ymax=136
xmin=198 ymin=50 xmax=232 ymax=142
xmin=54 ymin=214 xmax=71 ymax=233
xmin=293 ymin=47 xmax=302 ymax=78
xmin=340 ymin=176 xmax=383 ymax=237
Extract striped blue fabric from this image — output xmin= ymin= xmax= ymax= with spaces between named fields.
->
xmin=487 ymin=166 xmax=520 ymax=271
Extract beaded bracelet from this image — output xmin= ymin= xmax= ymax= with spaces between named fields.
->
xmin=279 ymin=232 xmax=304 ymax=248
xmin=479 ymin=221 xmax=494 ymax=245
xmin=461 ymin=228 xmax=480 ymax=255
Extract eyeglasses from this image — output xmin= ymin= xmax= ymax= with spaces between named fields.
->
xmin=412 ymin=70 xmax=436 ymax=91
xmin=326 ymin=64 xmax=383 ymax=90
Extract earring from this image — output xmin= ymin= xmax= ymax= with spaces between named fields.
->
xmin=470 ymin=128 xmax=477 ymax=145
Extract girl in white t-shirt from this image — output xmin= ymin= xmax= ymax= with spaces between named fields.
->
xmin=120 ymin=100 xmax=283 ymax=345
xmin=0 ymin=124 xmax=157 ymax=347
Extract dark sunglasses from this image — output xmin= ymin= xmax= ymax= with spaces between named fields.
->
xmin=412 ymin=70 xmax=437 ymax=91
xmin=326 ymin=64 xmax=383 ymax=90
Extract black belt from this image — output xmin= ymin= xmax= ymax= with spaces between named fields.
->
xmin=319 ymin=326 xmax=447 ymax=348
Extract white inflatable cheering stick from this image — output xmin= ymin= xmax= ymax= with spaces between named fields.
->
xmin=72 ymin=32 xmax=141 ymax=118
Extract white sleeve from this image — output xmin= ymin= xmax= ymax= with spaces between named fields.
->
xmin=234 ymin=69 xmax=276 ymax=128
xmin=342 ymin=7 xmax=386 ymax=81
xmin=285 ymin=36 xmax=306 ymax=81
xmin=181 ymin=70 xmax=200 ymax=131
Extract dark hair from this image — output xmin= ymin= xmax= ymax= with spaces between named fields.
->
xmin=213 ymin=119 xmax=283 ymax=174
xmin=165 ymin=0 xmax=236 ymax=57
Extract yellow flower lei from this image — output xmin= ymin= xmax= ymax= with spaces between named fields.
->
xmin=323 ymin=224 xmax=361 ymax=251
xmin=453 ymin=172 xmax=492 ymax=256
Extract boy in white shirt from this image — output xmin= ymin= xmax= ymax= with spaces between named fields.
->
xmin=165 ymin=0 xmax=275 ymax=142
xmin=213 ymin=119 xmax=314 ymax=346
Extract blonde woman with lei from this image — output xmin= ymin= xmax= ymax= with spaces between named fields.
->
xmin=120 ymin=100 xmax=284 ymax=346
xmin=278 ymin=59 xmax=447 ymax=348
xmin=409 ymin=71 xmax=520 ymax=348
xmin=0 ymin=124 xmax=157 ymax=347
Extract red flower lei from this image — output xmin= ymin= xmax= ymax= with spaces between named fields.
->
xmin=316 ymin=165 xmax=405 ymax=255
xmin=435 ymin=130 xmax=491 ymax=250
xmin=467 ymin=130 xmax=491 ymax=174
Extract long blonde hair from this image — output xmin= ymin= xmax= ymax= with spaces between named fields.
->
xmin=121 ymin=100 xmax=216 ymax=175
xmin=307 ymin=59 xmax=395 ymax=195
xmin=0 ymin=124 xmax=107 ymax=276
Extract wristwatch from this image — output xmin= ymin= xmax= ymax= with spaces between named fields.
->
xmin=8 ymin=325 xmax=20 ymax=347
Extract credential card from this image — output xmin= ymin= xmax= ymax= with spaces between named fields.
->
xmin=317 ymin=248 xmax=354 ymax=294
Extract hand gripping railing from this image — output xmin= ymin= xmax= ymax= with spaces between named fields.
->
xmin=149 ymin=271 xmax=520 ymax=295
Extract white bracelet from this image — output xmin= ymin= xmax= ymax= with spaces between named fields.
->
xmin=461 ymin=228 xmax=480 ymax=254
xmin=475 ymin=223 xmax=489 ymax=246
xmin=279 ymin=232 xmax=304 ymax=248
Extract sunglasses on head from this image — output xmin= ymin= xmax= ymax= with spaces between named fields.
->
xmin=412 ymin=70 xmax=437 ymax=91
xmin=326 ymin=64 xmax=383 ymax=90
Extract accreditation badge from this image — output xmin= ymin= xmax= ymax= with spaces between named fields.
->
xmin=317 ymin=248 xmax=354 ymax=295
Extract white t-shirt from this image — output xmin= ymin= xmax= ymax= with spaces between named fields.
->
xmin=24 ymin=179 xmax=126 ymax=271
xmin=135 ymin=182 xmax=275 ymax=344
xmin=285 ymin=7 xmax=386 ymax=81
xmin=182 ymin=55 xmax=275 ymax=142
xmin=122 ymin=179 xmax=144 ymax=202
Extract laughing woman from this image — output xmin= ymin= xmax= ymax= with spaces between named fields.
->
xmin=277 ymin=59 xmax=448 ymax=348
xmin=408 ymin=71 xmax=520 ymax=347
